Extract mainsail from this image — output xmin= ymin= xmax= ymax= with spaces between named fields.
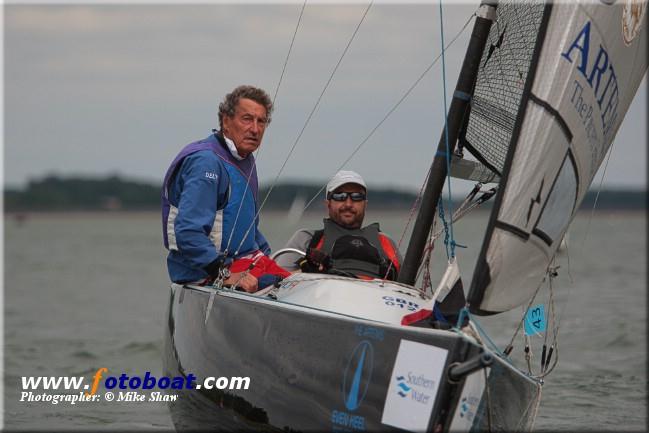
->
xmin=467 ymin=0 xmax=648 ymax=314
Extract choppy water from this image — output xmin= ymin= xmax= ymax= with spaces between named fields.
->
xmin=3 ymin=210 xmax=646 ymax=431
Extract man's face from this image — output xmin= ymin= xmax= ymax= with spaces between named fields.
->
xmin=326 ymin=183 xmax=367 ymax=229
xmin=222 ymin=98 xmax=268 ymax=157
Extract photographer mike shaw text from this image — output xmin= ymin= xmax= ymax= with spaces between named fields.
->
xmin=19 ymin=390 xmax=175 ymax=404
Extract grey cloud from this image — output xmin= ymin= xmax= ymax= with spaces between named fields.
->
xmin=4 ymin=2 xmax=646 ymax=192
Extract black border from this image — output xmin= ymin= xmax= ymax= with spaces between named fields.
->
xmin=532 ymin=150 xmax=580 ymax=246
xmin=494 ymin=220 xmax=530 ymax=240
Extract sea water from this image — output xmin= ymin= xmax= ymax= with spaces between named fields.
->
xmin=3 ymin=210 xmax=646 ymax=431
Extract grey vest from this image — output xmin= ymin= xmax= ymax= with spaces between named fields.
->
xmin=311 ymin=219 xmax=395 ymax=279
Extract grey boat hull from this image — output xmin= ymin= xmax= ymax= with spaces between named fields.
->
xmin=163 ymin=283 xmax=541 ymax=431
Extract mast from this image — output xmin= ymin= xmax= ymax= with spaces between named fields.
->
xmin=398 ymin=1 xmax=497 ymax=285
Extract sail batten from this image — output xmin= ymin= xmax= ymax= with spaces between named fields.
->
xmin=468 ymin=1 xmax=648 ymax=315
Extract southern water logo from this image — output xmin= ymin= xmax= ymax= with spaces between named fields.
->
xmin=395 ymin=376 xmax=411 ymax=398
xmin=392 ymin=371 xmax=435 ymax=405
xmin=342 ymin=340 xmax=374 ymax=411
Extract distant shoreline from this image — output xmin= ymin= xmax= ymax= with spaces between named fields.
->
xmin=4 ymin=175 xmax=645 ymax=213
xmin=4 ymin=208 xmax=647 ymax=220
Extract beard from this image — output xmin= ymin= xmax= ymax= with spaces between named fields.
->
xmin=332 ymin=206 xmax=365 ymax=229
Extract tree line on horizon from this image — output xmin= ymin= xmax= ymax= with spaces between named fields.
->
xmin=3 ymin=175 xmax=646 ymax=212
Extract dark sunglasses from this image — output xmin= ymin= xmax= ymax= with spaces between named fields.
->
xmin=328 ymin=192 xmax=367 ymax=202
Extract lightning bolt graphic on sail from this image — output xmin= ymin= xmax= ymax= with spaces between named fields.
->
xmin=527 ymin=179 xmax=544 ymax=226
xmin=484 ymin=25 xmax=507 ymax=68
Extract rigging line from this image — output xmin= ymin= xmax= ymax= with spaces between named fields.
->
xmin=483 ymin=367 xmax=493 ymax=433
xmin=273 ymin=0 xmax=308 ymax=104
xmin=301 ymin=10 xmax=477 ymax=213
xmin=463 ymin=310 xmax=511 ymax=360
xmin=527 ymin=270 xmax=561 ymax=379
xmin=234 ymin=1 xmax=375 ymax=255
xmin=581 ymin=141 xmax=615 ymax=251
xmin=524 ymin=333 xmax=532 ymax=373
xmin=383 ymin=167 xmax=432 ymax=284
xmin=409 ymin=167 xmax=493 ymax=285
xmin=533 ymin=143 xmax=619 ymax=371
xmin=504 ymin=284 xmax=541 ymax=355
xmin=541 ymin=259 xmax=558 ymax=350
xmin=414 ymin=218 xmax=436 ymax=293
xmin=431 ymin=185 xmax=489 ymax=241
xmin=438 ymin=0 xmax=456 ymax=260
xmin=545 ymin=253 xmax=580 ymax=360
xmin=515 ymin=385 xmax=543 ymax=431
xmin=541 ymin=268 xmax=559 ymax=374
xmin=222 ymin=1 xmax=307 ymax=255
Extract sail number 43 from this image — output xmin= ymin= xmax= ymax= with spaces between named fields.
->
xmin=524 ymin=304 xmax=547 ymax=336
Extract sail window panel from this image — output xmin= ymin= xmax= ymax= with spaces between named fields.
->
xmin=534 ymin=155 xmax=577 ymax=244
xmin=496 ymin=103 xmax=571 ymax=232
xmin=461 ymin=0 xmax=546 ymax=175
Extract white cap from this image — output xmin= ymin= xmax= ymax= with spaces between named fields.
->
xmin=326 ymin=170 xmax=367 ymax=196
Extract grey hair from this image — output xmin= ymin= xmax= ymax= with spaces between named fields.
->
xmin=218 ymin=85 xmax=273 ymax=129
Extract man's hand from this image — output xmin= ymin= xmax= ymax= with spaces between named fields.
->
xmin=298 ymin=248 xmax=332 ymax=273
xmin=224 ymin=272 xmax=258 ymax=293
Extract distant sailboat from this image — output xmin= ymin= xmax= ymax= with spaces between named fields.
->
xmin=558 ymin=231 xmax=569 ymax=253
xmin=286 ymin=192 xmax=306 ymax=224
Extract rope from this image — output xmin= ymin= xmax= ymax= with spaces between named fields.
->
xmin=301 ymin=11 xmax=477 ymax=212
xmin=529 ymin=386 xmax=543 ymax=429
xmin=233 ymin=1 xmax=374 ymax=256
xmin=386 ymin=165 xmax=491 ymax=288
xmin=413 ymin=184 xmax=495 ymax=291
xmin=416 ymin=219 xmax=437 ymax=295
xmin=432 ymin=185 xmax=495 ymax=241
xmin=222 ymin=1 xmax=307 ymax=256
xmin=503 ymin=284 xmax=541 ymax=359
xmin=539 ymin=264 xmax=561 ymax=377
xmin=515 ymin=384 xmax=543 ymax=431
xmin=540 ymin=254 xmax=577 ymax=376
xmin=382 ymin=168 xmax=432 ymax=285
xmin=483 ymin=366 xmax=493 ymax=432
xmin=455 ymin=307 xmax=511 ymax=361
xmin=541 ymin=262 xmax=556 ymax=354
xmin=500 ymin=263 xmax=564 ymax=379
xmin=226 ymin=6 xmax=476 ymax=277
xmin=273 ymin=1 xmax=307 ymax=104
xmin=581 ymin=140 xmax=616 ymax=251
xmin=437 ymin=0 xmax=457 ymax=260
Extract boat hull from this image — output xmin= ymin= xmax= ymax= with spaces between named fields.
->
xmin=163 ymin=283 xmax=540 ymax=431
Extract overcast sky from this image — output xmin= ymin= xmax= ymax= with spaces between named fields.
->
xmin=3 ymin=1 xmax=647 ymax=193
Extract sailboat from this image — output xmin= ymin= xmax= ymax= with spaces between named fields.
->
xmin=163 ymin=1 xmax=647 ymax=431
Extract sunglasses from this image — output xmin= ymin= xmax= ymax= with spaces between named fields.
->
xmin=328 ymin=192 xmax=367 ymax=202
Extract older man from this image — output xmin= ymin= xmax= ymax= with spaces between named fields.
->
xmin=276 ymin=170 xmax=402 ymax=280
xmin=162 ymin=85 xmax=289 ymax=292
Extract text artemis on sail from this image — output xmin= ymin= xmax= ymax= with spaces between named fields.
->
xmin=562 ymin=20 xmax=620 ymax=139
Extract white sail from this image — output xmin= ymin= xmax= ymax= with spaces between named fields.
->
xmin=468 ymin=1 xmax=648 ymax=314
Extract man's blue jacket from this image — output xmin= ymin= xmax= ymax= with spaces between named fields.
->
xmin=161 ymin=131 xmax=270 ymax=283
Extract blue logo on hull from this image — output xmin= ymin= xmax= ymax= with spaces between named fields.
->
xmin=342 ymin=340 xmax=374 ymax=411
